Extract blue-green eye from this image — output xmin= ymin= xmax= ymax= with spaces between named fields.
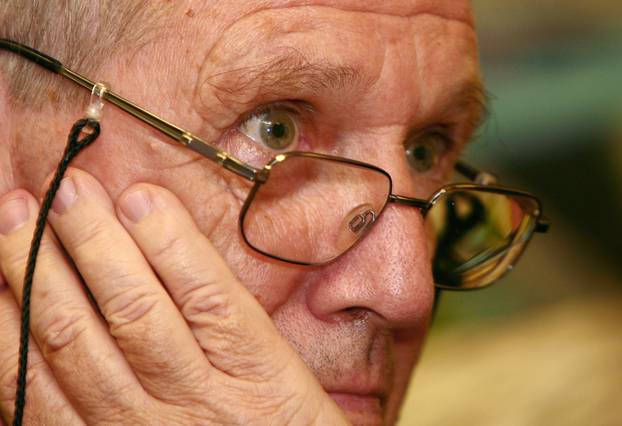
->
xmin=405 ymin=132 xmax=447 ymax=172
xmin=239 ymin=108 xmax=299 ymax=150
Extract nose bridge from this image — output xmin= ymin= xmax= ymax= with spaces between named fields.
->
xmin=367 ymin=204 xmax=435 ymax=324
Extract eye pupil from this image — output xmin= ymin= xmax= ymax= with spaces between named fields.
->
xmin=268 ymin=122 xmax=286 ymax=138
xmin=413 ymin=145 xmax=429 ymax=161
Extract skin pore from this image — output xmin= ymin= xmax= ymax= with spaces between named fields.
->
xmin=0 ymin=1 xmax=483 ymax=424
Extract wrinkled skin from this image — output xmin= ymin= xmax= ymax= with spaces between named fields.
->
xmin=0 ymin=1 xmax=483 ymax=425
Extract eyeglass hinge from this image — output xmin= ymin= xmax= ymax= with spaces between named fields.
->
xmin=220 ymin=155 xmax=259 ymax=181
xmin=180 ymin=132 xmax=192 ymax=146
xmin=475 ymin=171 xmax=497 ymax=185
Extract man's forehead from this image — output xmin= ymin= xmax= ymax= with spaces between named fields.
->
xmin=182 ymin=1 xmax=481 ymax=132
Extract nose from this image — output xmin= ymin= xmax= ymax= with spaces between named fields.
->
xmin=306 ymin=202 xmax=435 ymax=329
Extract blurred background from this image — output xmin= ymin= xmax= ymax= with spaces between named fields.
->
xmin=399 ymin=1 xmax=622 ymax=425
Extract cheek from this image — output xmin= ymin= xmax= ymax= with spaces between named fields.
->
xmin=71 ymin=119 xmax=304 ymax=315
xmin=70 ymin=128 xmax=301 ymax=313
xmin=189 ymin=180 xmax=306 ymax=315
xmin=226 ymin=252 xmax=305 ymax=313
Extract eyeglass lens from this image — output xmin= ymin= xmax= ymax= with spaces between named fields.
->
xmin=426 ymin=189 xmax=539 ymax=288
xmin=242 ymin=155 xmax=391 ymax=264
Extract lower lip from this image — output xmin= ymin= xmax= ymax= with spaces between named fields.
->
xmin=329 ymin=392 xmax=383 ymax=415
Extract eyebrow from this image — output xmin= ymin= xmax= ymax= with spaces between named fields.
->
xmin=206 ymin=51 xmax=488 ymax=131
xmin=452 ymin=80 xmax=490 ymax=131
xmin=204 ymin=51 xmax=366 ymax=105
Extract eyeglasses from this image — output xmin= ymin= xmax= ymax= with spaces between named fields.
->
xmin=0 ymin=39 xmax=550 ymax=290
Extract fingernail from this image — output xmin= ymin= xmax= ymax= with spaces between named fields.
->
xmin=120 ymin=189 xmax=152 ymax=223
xmin=52 ymin=177 xmax=77 ymax=215
xmin=0 ymin=196 xmax=30 ymax=236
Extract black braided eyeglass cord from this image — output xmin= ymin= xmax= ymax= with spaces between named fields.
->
xmin=12 ymin=118 xmax=101 ymax=426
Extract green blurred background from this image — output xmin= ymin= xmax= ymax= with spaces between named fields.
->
xmin=399 ymin=1 xmax=622 ymax=425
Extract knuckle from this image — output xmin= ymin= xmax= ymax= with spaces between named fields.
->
xmin=38 ymin=308 xmax=89 ymax=356
xmin=65 ymin=215 xmax=114 ymax=254
xmin=151 ymin=230 xmax=187 ymax=261
xmin=105 ymin=288 xmax=161 ymax=334
xmin=180 ymin=279 xmax=235 ymax=325
xmin=0 ymin=247 xmax=27 ymax=282
xmin=0 ymin=235 xmax=59 ymax=292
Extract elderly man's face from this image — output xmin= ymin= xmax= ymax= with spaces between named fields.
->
xmin=46 ymin=1 xmax=481 ymax=424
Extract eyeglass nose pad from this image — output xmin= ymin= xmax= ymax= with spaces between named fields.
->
xmin=335 ymin=203 xmax=378 ymax=253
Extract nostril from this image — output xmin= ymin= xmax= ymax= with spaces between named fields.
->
xmin=343 ymin=306 xmax=369 ymax=321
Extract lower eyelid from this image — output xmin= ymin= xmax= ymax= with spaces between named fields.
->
xmin=221 ymin=130 xmax=278 ymax=167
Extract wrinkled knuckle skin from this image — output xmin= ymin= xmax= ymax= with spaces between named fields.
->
xmin=0 ymin=248 xmax=28 ymax=284
xmin=64 ymin=215 xmax=114 ymax=254
xmin=0 ymin=236 xmax=58 ymax=295
xmin=180 ymin=280 xmax=235 ymax=327
xmin=105 ymin=288 xmax=161 ymax=335
xmin=39 ymin=309 xmax=89 ymax=357
xmin=150 ymin=231 xmax=187 ymax=263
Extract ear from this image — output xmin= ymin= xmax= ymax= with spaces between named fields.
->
xmin=0 ymin=72 xmax=15 ymax=194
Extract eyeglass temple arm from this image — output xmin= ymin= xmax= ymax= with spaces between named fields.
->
xmin=455 ymin=161 xmax=497 ymax=185
xmin=455 ymin=160 xmax=550 ymax=233
xmin=0 ymin=39 xmax=260 ymax=182
xmin=1 ymin=39 xmax=552 ymax=233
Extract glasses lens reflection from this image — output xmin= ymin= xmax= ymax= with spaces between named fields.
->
xmin=242 ymin=155 xmax=391 ymax=264
xmin=426 ymin=189 xmax=540 ymax=289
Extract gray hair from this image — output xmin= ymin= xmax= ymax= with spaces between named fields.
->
xmin=0 ymin=1 xmax=168 ymax=106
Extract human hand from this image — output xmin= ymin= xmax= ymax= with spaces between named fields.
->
xmin=0 ymin=168 xmax=348 ymax=425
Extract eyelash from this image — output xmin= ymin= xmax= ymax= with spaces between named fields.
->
xmin=239 ymin=101 xmax=308 ymax=131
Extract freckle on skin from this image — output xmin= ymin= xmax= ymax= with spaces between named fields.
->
xmin=185 ymin=9 xmax=195 ymax=18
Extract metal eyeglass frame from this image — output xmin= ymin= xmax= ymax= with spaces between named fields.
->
xmin=0 ymin=39 xmax=550 ymax=289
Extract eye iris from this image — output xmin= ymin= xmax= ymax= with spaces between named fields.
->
xmin=259 ymin=111 xmax=295 ymax=150
xmin=406 ymin=133 xmax=445 ymax=173
xmin=406 ymin=134 xmax=440 ymax=172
